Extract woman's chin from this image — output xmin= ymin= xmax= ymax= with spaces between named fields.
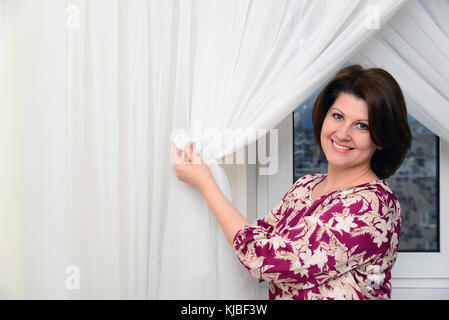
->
xmin=325 ymin=157 xmax=352 ymax=168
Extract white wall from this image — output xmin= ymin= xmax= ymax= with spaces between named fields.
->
xmin=0 ymin=0 xmax=25 ymax=299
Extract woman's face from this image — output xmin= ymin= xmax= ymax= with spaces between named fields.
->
xmin=320 ymin=92 xmax=378 ymax=173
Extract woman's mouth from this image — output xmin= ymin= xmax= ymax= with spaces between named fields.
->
xmin=331 ymin=139 xmax=354 ymax=153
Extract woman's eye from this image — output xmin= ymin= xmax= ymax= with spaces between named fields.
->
xmin=358 ymin=123 xmax=369 ymax=130
xmin=332 ymin=113 xmax=343 ymax=120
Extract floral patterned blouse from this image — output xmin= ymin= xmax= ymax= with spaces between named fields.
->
xmin=232 ymin=173 xmax=401 ymax=300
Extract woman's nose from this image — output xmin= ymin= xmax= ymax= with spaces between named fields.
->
xmin=335 ymin=125 xmax=352 ymax=141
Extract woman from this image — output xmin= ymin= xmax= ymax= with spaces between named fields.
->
xmin=170 ymin=65 xmax=412 ymax=300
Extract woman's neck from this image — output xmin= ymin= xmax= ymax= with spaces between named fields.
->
xmin=322 ymin=165 xmax=378 ymax=193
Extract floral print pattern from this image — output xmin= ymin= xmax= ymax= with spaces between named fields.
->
xmin=232 ymin=173 xmax=401 ymax=300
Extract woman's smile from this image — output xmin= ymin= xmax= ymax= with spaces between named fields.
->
xmin=330 ymin=139 xmax=354 ymax=153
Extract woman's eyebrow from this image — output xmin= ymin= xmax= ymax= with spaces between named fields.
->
xmin=331 ymin=107 xmax=368 ymax=122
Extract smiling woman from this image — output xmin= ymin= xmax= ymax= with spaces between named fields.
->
xmin=174 ymin=65 xmax=413 ymax=300
xmin=231 ymin=65 xmax=412 ymax=299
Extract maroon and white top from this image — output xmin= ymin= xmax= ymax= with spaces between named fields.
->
xmin=233 ymin=173 xmax=401 ymax=300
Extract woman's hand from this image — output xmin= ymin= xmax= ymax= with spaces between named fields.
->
xmin=171 ymin=141 xmax=250 ymax=245
xmin=170 ymin=141 xmax=214 ymax=193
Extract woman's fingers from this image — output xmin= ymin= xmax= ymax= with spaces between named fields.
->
xmin=185 ymin=142 xmax=193 ymax=163
xmin=170 ymin=144 xmax=182 ymax=165
xmin=185 ymin=141 xmax=202 ymax=164
xmin=172 ymin=141 xmax=202 ymax=166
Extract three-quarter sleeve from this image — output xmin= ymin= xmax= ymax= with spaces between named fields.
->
xmin=232 ymin=191 xmax=400 ymax=290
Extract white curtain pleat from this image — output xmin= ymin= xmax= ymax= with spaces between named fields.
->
xmin=74 ymin=0 xmax=122 ymax=299
xmin=16 ymin=0 xmax=70 ymax=299
xmin=117 ymin=0 xmax=152 ymax=299
xmin=146 ymin=0 xmax=180 ymax=299
xmin=66 ymin=0 xmax=89 ymax=299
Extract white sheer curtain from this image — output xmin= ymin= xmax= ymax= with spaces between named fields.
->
xmin=0 ymin=0 xmax=408 ymax=299
xmin=0 ymin=0 xmax=149 ymax=299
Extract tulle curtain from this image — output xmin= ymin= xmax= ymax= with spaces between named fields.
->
xmin=1 ymin=0 xmax=150 ymax=299
xmin=0 ymin=0 xmax=408 ymax=299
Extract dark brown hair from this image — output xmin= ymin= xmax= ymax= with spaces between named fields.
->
xmin=312 ymin=64 xmax=412 ymax=180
